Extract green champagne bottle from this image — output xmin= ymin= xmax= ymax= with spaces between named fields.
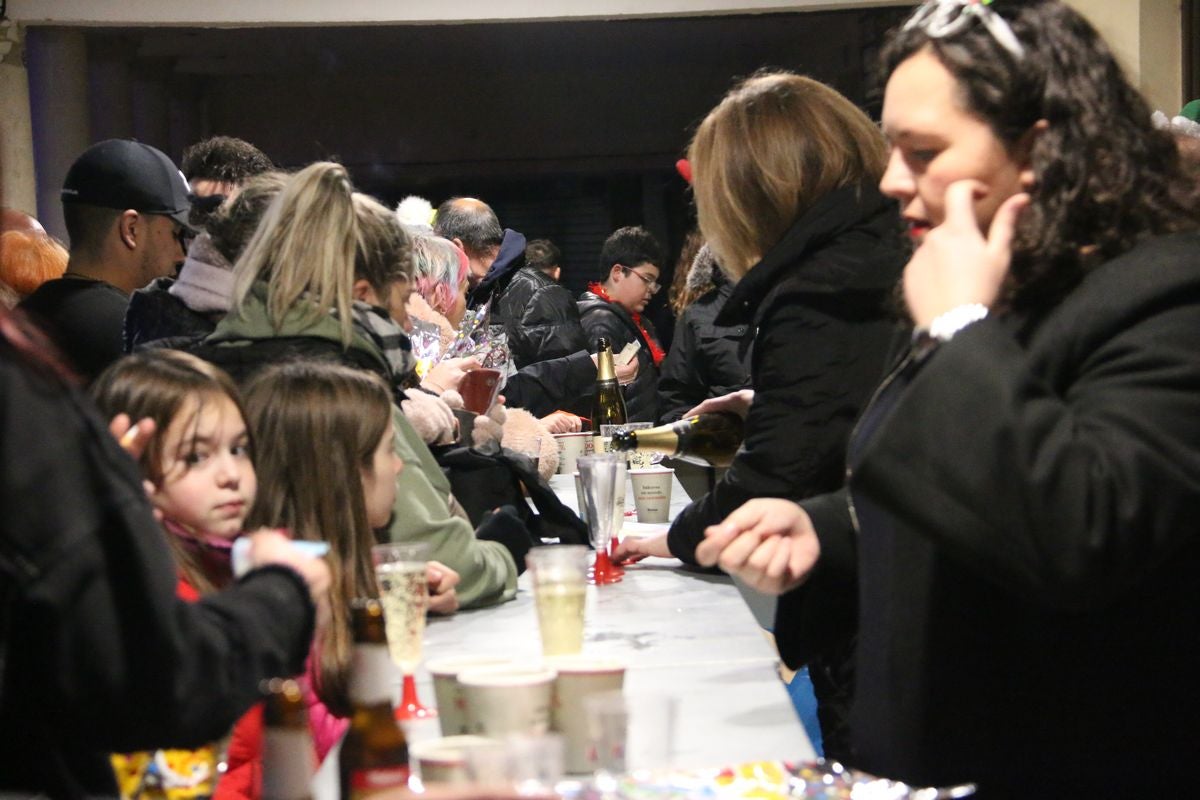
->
xmin=610 ymin=412 xmax=744 ymax=468
xmin=591 ymin=337 xmax=628 ymax=454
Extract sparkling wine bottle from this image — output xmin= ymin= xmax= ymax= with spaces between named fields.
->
xmin=610 ymin=411 xmax=744 ymax=467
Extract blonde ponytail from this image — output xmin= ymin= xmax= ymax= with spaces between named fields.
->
xmin=231 ymin=162 xmax=359 ymax=345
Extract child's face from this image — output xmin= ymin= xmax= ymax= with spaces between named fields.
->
xmin=361 ymin=419 xmax=403 ymax=530
xmin=152 ymin=394 xmax=256 ymax=540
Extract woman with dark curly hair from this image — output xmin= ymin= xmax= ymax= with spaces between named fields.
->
xmin=698 ymin=1 xmax=1200 ymax=796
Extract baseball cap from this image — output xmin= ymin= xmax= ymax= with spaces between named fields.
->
xmin=61 ymin=139 xmax=193 ymax=228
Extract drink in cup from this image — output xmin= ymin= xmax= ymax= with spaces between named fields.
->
xmin=458 ymin=368 xmax=502 ymax=415
xmin=528 ymin=546 xmax=590 ymax=656
xmin=372 ymin=542 xmax=436 ymax=720
xmin=375 ymin=558 xmax=427 ymax=674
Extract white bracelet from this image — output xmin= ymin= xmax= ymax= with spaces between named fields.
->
xmin=928 ymin=303 xmax=989 ymax=342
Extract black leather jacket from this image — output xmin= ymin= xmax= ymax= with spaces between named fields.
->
xmin=577 ymin=292 xmax=662 ymax=423
xmin=469 ymin=230 xmax=588 ymax=370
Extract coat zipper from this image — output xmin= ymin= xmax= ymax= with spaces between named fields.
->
xmin=843 ymin=344 xmax=921 ymax=534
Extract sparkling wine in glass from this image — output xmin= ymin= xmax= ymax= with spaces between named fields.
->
xmin=372 ymin=542 xmax=437 ymax=721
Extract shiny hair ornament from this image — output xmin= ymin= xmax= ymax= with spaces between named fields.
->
xmin=902 ymin=0 xmax=1025 ymax=59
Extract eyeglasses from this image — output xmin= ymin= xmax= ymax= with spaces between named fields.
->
xmin=902 ymin=0 xmax=1025 ymax=59
xmin=620 ymin=265 xmax=661 ymax=295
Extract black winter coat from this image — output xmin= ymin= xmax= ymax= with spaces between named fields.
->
xmin=469 ymin=230 xmax=589 ymax=370
xmin=656 ymin=275 xmax=751 ymax=424
xmin=666 ymin=183 xmax=905 ymax=563
xmin=123 ymin=276 xmax=218 ymax=354
xmin=0 ymin=340 xmax=315 ymax=797
xmin=781 ymin=231 xmax=1200 ymax=797
xmin=577 ymin=293 xmax=662 ymax=423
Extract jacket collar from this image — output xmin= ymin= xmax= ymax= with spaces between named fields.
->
xmin=470 ymin=228 xmax=527 ymax=304
xmin=716 ymin=183 xmax=904 ymax=326
xmin=207 ymin=280 xmax=394 ymax=376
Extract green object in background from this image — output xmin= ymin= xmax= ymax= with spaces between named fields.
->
xmin=1180 ymin=99 xmax=1200 ymax=122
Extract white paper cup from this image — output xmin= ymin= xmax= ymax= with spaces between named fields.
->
xmin=554 ymin=432 xmax=592 ymax=475
xmin=427 ymin=655 xmax=512 ymax=736
xmin=545 ymin=656 xmax=626 ymax=773
xmin=585 ymin=690 xmax=677 ymax=772
xmin=630 ymin=468 xmax=674 ymax=523
xmin=458 ymin=664 xmax=558 ymax=738
xmin=410 ymin=735 xmax=499 ymax=785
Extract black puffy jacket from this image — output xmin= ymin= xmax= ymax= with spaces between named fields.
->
xmin=656 ymin=274 xmax=751 ymax=423
xmin=469 ymin=230 xmax=589 ymax=370
xmin=577 ymin=292 xmax=662 ymax=423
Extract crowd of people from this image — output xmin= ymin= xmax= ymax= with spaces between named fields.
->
xmin=3 ymin=0 xmax=1200 ymax=797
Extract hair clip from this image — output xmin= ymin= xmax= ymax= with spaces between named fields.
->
xmin=902 ymin=0 xmax=1025 ymax=59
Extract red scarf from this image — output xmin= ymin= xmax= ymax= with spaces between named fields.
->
xmin=588 ymin=282 xmax=666 ymax=366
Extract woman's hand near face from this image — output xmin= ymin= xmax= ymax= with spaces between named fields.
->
xmin=426 ymin=560 xmax=460 ymax=615
xmin=694 ymin=498 xmax=820 ymax=595
xmin=109 ymin=413 xmax=156 ymax=460
xmin=904 ymin=179 xmax=1030 ymax=328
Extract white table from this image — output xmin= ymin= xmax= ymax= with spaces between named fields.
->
xmin=418 ymin=471 xmax=815 ymax=770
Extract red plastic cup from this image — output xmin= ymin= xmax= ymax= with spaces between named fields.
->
xmin=459 ymin=368 xmax=502 ymax=415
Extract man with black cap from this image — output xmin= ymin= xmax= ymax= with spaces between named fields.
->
xmin=20 ymin=139 xmax=193 ymax=382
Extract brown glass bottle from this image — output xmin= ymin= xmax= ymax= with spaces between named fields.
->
xmin=591 ymin=337 xmax=628 ymax=455
xmin=339 ymin=598 xmax=410 ymax=799
xmin=610 ymin=411 xmax=744 ymax=468
xmin=262 ymin=678 xmax=315 ymax=800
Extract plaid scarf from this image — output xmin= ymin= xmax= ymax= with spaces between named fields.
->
xmin=342 ymin=300 xmax=417 ymax=380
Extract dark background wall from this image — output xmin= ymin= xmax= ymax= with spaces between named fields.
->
xmin=66 ymin=7 xmax=909 ymax=340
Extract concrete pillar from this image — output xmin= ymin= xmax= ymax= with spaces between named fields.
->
xmin=26 ymin=27 xmax=90 ymax=243
xmin=1068 ymin=0 xmax=1184 ymax=114
xmin=0 ymin=21 xmax=38 ymax=216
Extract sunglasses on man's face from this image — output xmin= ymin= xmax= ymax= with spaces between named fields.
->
xmin=173 ymin=223 xmax=195 ymax=253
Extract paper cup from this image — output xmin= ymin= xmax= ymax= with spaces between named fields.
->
xmin=411 ymin=735 xmax=499 ymax=785
xmin=427 ymin=655 xmax=512 ymax=736
xmin=458 ymin=664 xmax=558 ymax=738
xmin=545 ymin=656 xmax=626 ymax=773
xmin=630 ymin=468 xmax=674 ymax=523
xmin=554 ymin=432 xmax=592 ymax=475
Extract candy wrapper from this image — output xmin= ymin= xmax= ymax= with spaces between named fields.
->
xmin=569 ymin=760 xmax=975 ymax=800
xmin=442 ymin=301 xmax=516 ymax=381
xmin=408 ymin=319 xmax=443 ymax=381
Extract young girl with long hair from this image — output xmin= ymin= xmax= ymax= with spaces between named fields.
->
xmin=234 ymin=361 xmax=456 ymax=770
xmin=91 ymin=350 xmax=266 ymax=798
